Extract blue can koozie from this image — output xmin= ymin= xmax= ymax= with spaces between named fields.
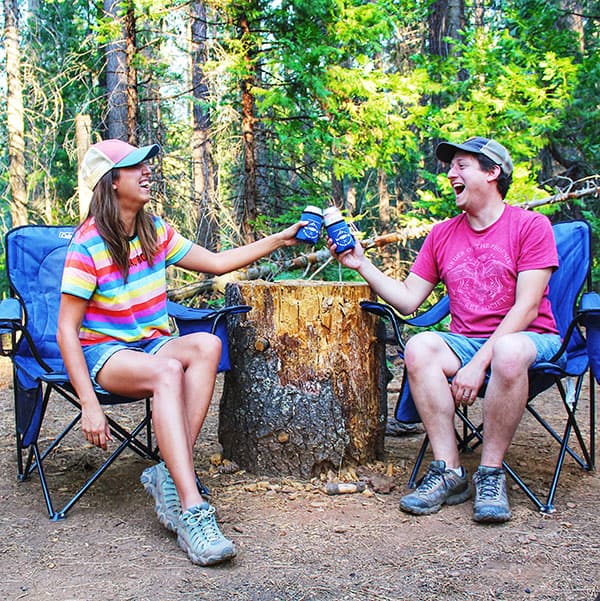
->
xmin=296 ymin=205 xmax=323 ymax=244
xmin=323 ymin=206 xmax=355 ymax=253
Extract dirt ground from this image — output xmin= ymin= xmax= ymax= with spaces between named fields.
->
xmin=0 ymin=354 xmax=599 ymax=601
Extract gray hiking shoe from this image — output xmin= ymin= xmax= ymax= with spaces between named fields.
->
xmin=385 ymin=418 xmax=424 ymax=436
xmin=177 ymin=503 xmax=236 ymax=566
xmin=472 ymin=466 xmax=512 ymax=523
xmin=140 ymin=462 xmax=181 ymax=533
xmin=399 ymin=460 xmax=471 ymax=515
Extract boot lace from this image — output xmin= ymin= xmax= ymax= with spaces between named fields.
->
xmin=418 ymin=466 xmax=445 ymax=492
xmin=477 ymin=472 xmax=502 ymax=500
xmin=184 ymin=505 xmax=224 ymax=544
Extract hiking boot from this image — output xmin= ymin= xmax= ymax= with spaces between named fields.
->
xmin=385 ymin=418 xmax=424 ymax=437
xmin=399 ymin=460 xmax=471 ymax=515
xmin=472 ymin=465 xmax=512 ymax=523
xmin=140 ymin=462 xmax=181 ymax=533
xmin=177 ymin=503 xmax=236 ymax=566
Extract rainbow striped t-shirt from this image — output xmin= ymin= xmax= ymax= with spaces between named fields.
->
xmin=61 ymin=216 xmax=193 ymax=345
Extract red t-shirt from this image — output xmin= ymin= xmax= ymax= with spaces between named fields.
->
xmin=411 ymin=204 xmax=558 ymax=337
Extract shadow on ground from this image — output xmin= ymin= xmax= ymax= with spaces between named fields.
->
xmin=0 ymin=357 xmax=598 ymax=601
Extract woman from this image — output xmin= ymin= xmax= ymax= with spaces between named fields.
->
xmin=57 ymin=138 xmax=305 ymax=566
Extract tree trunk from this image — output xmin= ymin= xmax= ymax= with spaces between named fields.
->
xmin=124 ymin=3 xmax=138 ymax=143
xmin=559 ymin=0 xmax=584 ymax=55
xmin=346 ymin=181 xmax=357 ymax=216
xmin=426 ymin=0 xmax=466 ymax=174
xmin=427 ymin=0 xmax=464 ymax=57
xmin=239 ymin=13 xmax=258 ymax=243
xmin=145 ymin=81 xmax=165 ymax=215
xmin=219 ymin=280 xmax=387 ymax=479
xmin=104 ymin=0 xmax=129 ymax=140
xmin=76 ymin=114 xmax=92 ymax=220
xmin=5 ymin=0 xmax=27 ymax=226
xmin=331 ymin=168 xmax=345 ymax=208
xmin=190 ymin=1 xmax=218 ymax=251
xmin=138 ymin=10 xmax=165 ymax=215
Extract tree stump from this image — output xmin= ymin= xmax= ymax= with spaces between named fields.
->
xmin=219 ymin=280 xmax=387 ymax=479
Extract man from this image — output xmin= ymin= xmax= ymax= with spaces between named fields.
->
xmin=329 ymin=137 xmax=563 ymax=523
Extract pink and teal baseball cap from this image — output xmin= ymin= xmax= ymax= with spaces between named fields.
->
xmin=80 ymin=139 xmax=160 ymax=190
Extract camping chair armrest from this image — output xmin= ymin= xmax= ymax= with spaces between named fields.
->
xmin=0 ymin=297 xmax=23 ymax=327
xmin=166 ymin=300 xmax=251 ymax=334
xmin=167 ymin=300 xmax=252 ymax=372
xmin=360 ymin=295 xmax=451 ymax=350
xmin=360 ymin=301 xmax=408 ymax=348
xmin=577 ymin=291 xmax=600 ymax=324
xmin=206 ymin=304 xmax=253 ymax=328
xmin=39 ymin=372 xmax=71 ymax=385
xmin=0 ymin=298 xmax=24 ymax=355
xmin=403 ymin=295 xmax=451 ymax=328
xmin=576 ymin=291 xmax=600 ymax=383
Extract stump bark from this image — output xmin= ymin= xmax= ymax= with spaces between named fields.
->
xmin=219 ymin=279 xmax=387 ymax=479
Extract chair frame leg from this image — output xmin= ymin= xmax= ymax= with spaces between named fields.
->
xmin=15 ymin=382 xmax=160 ymax=520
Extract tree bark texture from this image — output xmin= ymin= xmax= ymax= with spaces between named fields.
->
xmin=76 ymin=114 xmax=92 ymax=220
xmin=377 ymin=168 xmax=391 ymax=232
xmin=427 ymin=0 xmax=464 ymax=57
xmin=124 ymin=4 xmax=138 ymax=143
xmin=219 ymin=280 xmax=387 ymax=479
xmin=104 ymin=0 xmax=129 ymax=140
xmin=5 ymin=0 xmax=28 ymax=226
xmin=238 ymin=13 xmax=258 ymax=243
xmin=190 ymin=0 xmax=218 ymax=251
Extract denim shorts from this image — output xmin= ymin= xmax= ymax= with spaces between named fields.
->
xmin=436 ymin=331 xmax=566 ymax=371
xmin=81 ymin=336 xmax=175 ymax=394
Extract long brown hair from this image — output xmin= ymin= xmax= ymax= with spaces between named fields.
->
xmin=84 ymin=169 xmax=158 ymax=281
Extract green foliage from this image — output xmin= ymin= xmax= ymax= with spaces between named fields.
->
xmin=3 ymin=0 xmax=600 ymax=296
xmin=18 ymin=1 xmax=105 ymax=224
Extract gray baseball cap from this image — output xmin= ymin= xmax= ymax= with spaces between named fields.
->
xmin=436 ymin=136 xmax=513 ymax=177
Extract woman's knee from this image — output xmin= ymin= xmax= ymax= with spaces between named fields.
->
xmin=169 ymin=333 xmax=222 ymax=374
xmin=186 ymin=332 xmax=222 ymax=362
xmin=154 ymin=356 xmax=185 ymax=384
xmin=133 ymin=356 xmax=187 ymax=401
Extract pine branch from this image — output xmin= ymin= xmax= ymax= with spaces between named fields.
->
xmin=516 ymin=175 xmax=600 ymax=209
xmin=168 ymin=175 xmax=600 ymax=304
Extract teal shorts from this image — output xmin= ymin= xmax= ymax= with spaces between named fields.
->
xmin=436 ymin=331 xmax=566 ymax=370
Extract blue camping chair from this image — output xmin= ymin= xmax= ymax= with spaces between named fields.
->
xmin=361 ymin=220 xmax=598 ymax=513
xmin=0 ymin=224 xmax=250 ymax=520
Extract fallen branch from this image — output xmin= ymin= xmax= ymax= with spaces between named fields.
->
xmin=517 ymin=175 xmax=600 ymax=209
xmin=167 ymin=228 xmax=432 ymax=302
xmin=169 ymin=176 xmax=600 ymax=303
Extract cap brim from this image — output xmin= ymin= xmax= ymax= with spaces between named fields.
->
xmin=435 ymin=141 xmax=473 ymax=163
xmin=114 ymin=144 xmax=160 ymax=168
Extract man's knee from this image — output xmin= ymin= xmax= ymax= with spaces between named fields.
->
xmin=404 ymin=331 xmax=448 ymax=371
xmin=490 ymin=334 xmax=535 ymax=377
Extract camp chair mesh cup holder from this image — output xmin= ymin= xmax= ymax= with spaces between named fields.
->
xmin=361 ymin=220 xmax=598 ymax=514
xmin=0 ymin=224 xmax=250 ymax=521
